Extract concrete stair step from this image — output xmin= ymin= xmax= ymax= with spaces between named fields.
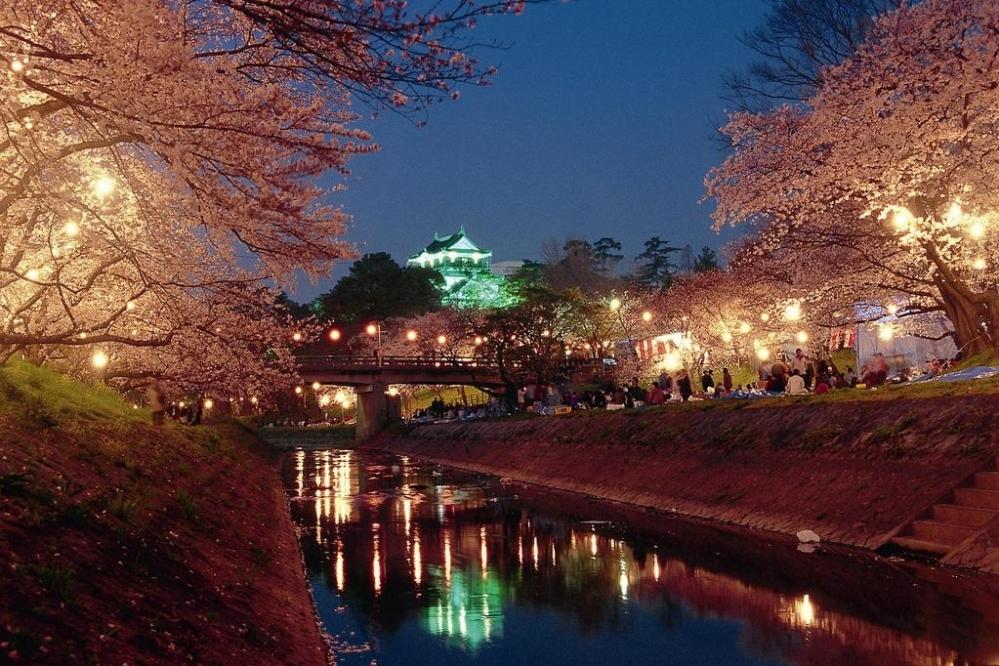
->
xmin=932 ymin=503 xmax=998 ymax=528
xmin=954 ymin=487 xmax=999 ymax=510
xmin=890 ymin=536 xmax=951 ymax=557
xmin=973 ymin=471 xmax=999 ymax=490
xmin=911 ymin=519 xmax=977 ymax=546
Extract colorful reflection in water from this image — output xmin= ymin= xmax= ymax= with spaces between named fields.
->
xmin=285 ymin=449 xmax=999 ymax=666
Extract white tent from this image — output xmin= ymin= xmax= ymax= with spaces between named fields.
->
xmin=855 ymin=323 xmax=957 ymax=370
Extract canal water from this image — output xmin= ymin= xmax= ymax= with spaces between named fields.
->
xmin=284 ymin=448 xmax=999 ymax=665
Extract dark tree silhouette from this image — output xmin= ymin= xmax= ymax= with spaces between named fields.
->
xmin=635 ymin=237 xmax=683 ymax=290
xmin=725 ymin=0 xmax=902 ymax=109
xmin=592 ymin=237 xmax=625 ymax=275
xmin=693 ymin=246 xmax=719 ymax=273
xmin=316 ymin=253 xmax=443 ymax=323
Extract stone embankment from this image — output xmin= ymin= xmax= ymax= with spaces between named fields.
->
xmin=371 ymin=394 xmax=999 ymax=570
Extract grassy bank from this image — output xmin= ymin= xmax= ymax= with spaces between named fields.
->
xmin=0 ymin=360 xmax=326 ymax=664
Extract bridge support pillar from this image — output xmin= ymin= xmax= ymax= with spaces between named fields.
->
xmin=355 ymin=383 xmax=393 ymax=440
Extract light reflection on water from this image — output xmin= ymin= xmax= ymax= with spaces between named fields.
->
xmin=285 ymin=448 xmax=999 ymax=666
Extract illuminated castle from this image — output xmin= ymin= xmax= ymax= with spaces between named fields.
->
xmin=407 ymin=227 xmax=514 ymax=309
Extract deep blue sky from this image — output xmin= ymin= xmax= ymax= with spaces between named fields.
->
xmin=297 ymin=0 xmax=770 ymax=299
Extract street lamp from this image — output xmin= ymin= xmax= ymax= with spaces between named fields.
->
xmin=365 ymin=322 xmax=383 ymax=365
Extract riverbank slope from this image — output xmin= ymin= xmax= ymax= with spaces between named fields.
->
xmin=371 ymin=392 xmax=999 ymax=570
xmin=0 ymin=361 xmax=326 ymax=664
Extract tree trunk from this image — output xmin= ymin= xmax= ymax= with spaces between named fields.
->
xmin=937 ymin=279 xmax=994 ymax=356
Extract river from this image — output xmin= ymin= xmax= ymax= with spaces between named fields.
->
xmin=283 ymin=448 xmax=999 ymax=665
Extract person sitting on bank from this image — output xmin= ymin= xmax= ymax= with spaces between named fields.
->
xmin=647 ymin=382 xmax=665 ymax=405
xmin=766 ymin=371 xmax=786 ymax=393
xmin=786 ymin=369 xmax=808 ymax=395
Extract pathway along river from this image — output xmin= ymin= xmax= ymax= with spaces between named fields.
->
xmin=284 ymin=448 xmax=999 ymax=665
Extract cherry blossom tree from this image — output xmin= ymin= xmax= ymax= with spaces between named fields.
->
xmin=0 ymin=0 xmax=542 ymax=395
xmin=708 ymin=0 xmax=999 ymax=356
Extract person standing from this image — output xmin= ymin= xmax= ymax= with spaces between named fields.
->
xmin=722 ymin=368 xmax=733 ymax=392
xmin=678 ymin=370 xmax=693 ymax=402
xmin=701 ymin=369 xmax=715 ymax=392
xmin=146 ymin=381 xmax=166 ymax=426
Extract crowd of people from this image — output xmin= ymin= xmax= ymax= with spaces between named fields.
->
xmin=403 ymin=349 xmax=961 ymax=422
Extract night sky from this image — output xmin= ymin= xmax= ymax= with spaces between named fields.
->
xmin=299 ymin=0 xmax=771 ymax=299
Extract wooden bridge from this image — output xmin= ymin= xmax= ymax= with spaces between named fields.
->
xmin=297 ymin=354 xmax=508 ymax=388
xmin=296 ymin=354 xmax=601 ymax=439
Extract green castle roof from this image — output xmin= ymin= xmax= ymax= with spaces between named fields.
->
xmin=411 ymin=225 xmax=491 ymax=257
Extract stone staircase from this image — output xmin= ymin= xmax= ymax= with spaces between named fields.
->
xmin=889 ymin=466 xmax=999 ymax=558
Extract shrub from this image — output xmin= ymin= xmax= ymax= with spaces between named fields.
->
xmin=176 ymin=490 xmax=199 ymax=522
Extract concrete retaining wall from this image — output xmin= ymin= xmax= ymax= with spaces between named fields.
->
xmin=370 ymin=394 xmax=999 ymax=556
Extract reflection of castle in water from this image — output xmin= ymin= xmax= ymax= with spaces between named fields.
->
xmin=288 ymin=449 xmax=999 ymax=665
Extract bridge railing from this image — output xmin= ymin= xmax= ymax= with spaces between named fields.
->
xmin=296 ymin=354 xmax=606 ymax=377
xmin=297 ymin=355 xmax=498 ymax=371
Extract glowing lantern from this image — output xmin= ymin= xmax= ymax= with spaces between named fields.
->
xmin=292 ymin=331 xmax=303 ymax=342
xmin=334 ymin=390 xmax=347 ymax=405
xmin=319 ymin=394 xmax=332 ymax=407
xmin=126 ymin=300 xmax=136 ymax=311
xmin=387 ymin=387 xmax=399 ymax=397
xmin=878 ymin=325 xmax=894 ymax=341
xmin=25 ymin=268 xmax=39 ymax=281
xmin=405 ymin=329 xmax=418 ymax=342
xmin=889 ymin=206 xmax=913 ymax=232
xmin=641 ymin=311 xmax=652 ymax=322
xmin=886 ymin=303 xmax=898 ymax=316
xmin=784 ymin=302 xmax=802 ymax=321
xmin=436 ymin=334 xmax=447 ymax=345
xmin=10 ymin=59 xmax=24 ymax=73
xmin=328 ymin=328 xmax=342 ymax=342
xmin=969 ymin=221 xmax=986 ymax=239
xmin=92 ymin=176 xmax=115 ymax=198
xmin=796 ymin=330 xmax=809 ymax=344
xmin=203 ymin=398 xmax=214 ymax=410
xmin=63 ymin=220 xmax=80 ymax=237
xmin=760 ymin=312 xmax=770 ymax=322
xmin=973 ymin=257 xmax=987 ymax=270
xmin=91 ymin=350 xmax=109 ymax=369
xmin=721 ymin=331 xmax=733 ymax=344
xmin=294 ymin=386 xmax=303 ymax=395
xmin=756 ymin=348 xmax=771 ymax=362
xmin=609 ymin=297 xmax=621 ymax=311
xmin=474 ymin=336 xmax=483 ymax=346
xmin=946 ymin=202 xmax=963 ymax=224
xmin=663 ymin=351 xmax=682 ymax=371
xmin=738 ymin=322 xmax=751 ymax=334
xmin=365 ymin=323 xmax=378 ymax=336
xmin=311 ymin=381 xmax=321 ymax=391
xmin=250 ymin=396 xmax=259 ymax=405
